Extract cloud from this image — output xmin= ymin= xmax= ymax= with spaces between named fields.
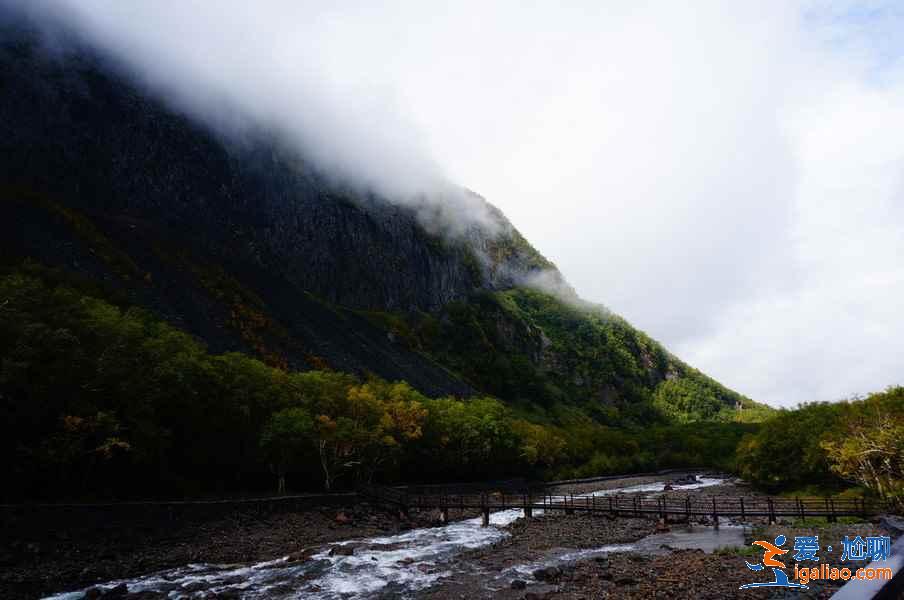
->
xmin=4 ymin=0 xmax=505 ymax=235
xmin=6 ymin=1 xmax=904 ymax=406
xmin=679 ymin=67 xmax=904 ymax=406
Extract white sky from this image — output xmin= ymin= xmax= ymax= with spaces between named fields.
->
xmin=15 ymin=1 xmax=904 ymax=407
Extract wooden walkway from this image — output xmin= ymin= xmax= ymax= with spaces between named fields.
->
xmin=359 ymin=485 xmax=886 ymax=527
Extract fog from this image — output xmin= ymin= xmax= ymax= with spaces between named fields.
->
xmin=7 ymin=1 xmax=904 ymax=406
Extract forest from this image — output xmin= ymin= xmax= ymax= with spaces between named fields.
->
xmin=0 ymin=262 xmax=753 ymax=500
xmin=735 ymin=387 xmax=904 ymax=508
xmin=2 ymin=261 xmax=899 ymax=505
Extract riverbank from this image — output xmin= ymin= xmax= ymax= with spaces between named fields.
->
xmin=0 ymin=499 xmax=457 ymax=599
xmin=7 ymin=471 xmax=894 ymax=599
xmin=492 ymin=519 xmax=897 ymax=600
xmin=417 ymin=475 xmax=897 ymax=599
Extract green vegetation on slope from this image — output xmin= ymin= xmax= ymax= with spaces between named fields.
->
xmin=367 ymin=287 xmax=767 ymax=426
xmin=0 ymin=262 xmax=759 ymax=499
xmin=736 ymin=389 xmax=904 ymax=508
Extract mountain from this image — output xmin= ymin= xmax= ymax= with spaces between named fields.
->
xmin=0 ymin=23 xmax=760 ymax=427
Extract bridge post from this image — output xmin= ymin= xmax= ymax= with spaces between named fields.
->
xmin=828 ymin=498 xmax=836 ymax=523
xmin=441 ymin=506 xmax=449 ymax=524
xmin=767 ymin=498 xmax=776 ymax=524
xmin=565 ymin=494 xmax=574 ymax=515
xmin=712 ymin=496 xmax=719 ymax=529
xmin=685 ymin=497 xmax=690 ymax=522
xmin=482 ymin=507 xmax=490 ymax=527
xmin=740 ymin=497 xmax=745 ymax=521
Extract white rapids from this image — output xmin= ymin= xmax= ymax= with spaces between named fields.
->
xmin=45 ymin=476 xmax=725 ymax=599
xmin=581 ymin=476 xmax=724 ymax=497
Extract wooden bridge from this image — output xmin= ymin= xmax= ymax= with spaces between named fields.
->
xmin=359 ymin=485 xmax=886 ymax=527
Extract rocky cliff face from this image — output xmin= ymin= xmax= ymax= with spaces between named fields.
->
xmin=0 ymin=24 xmax=754 ymax=417
xmin=0 ymin=26 xmax=563 ymax=396
xmin=0 ymin=29 xmax=553 ymax=313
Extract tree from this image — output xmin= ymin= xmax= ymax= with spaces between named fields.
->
xmin=736 ymin=402 xmax=841 ymax=490
xmin=304 ymin=379 xmax=427 ymax=490
xmin=418 ymin=396 xmax=519 ymax=479
xmin=653 ymin=378 xmax=722 ymax=423
xmin=354 ymin=379 xmax=427 ymax=483
xmin=821 ymin=388 xmax=904 ymax=508
xmin=260 ymin=407 xmax=313 ymax=494
xmin=511 ymin=419 xmax=565 ymax=468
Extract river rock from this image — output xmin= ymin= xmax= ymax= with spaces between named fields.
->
xmin=879 ymin=515 xmax=904 ymax=536
xmin=286 ymin=548 xmax=317 ymax=564
xmin=532 ymin=566 xmax=562 ymax=581
xmin=328 ymin=545 xmax=356 ymax=556
xmin=511 ymin=579 xmax=527 ymax=590
xmin=334 ymin=511 xmax=351 ymax=525
xmin=100 ymin=583 xmax=129 ymax=598
xmin=672 ymin=474 xmax=698 ymax=486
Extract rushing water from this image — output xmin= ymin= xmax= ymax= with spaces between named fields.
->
xmin=46 ymin=477 xmax=726 ymax=599
xmin=581 ymin=476 xmax=725 ymax=497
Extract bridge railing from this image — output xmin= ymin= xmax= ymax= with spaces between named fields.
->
xmin=360 ymin=484 xmax=886 ymax=523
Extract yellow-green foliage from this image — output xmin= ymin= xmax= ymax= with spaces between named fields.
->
xmin=737 ymin=389 xmax=903 ymax=505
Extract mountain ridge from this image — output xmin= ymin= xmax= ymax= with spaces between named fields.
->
xmin=0 ymin=24 xmax=759 ymax=420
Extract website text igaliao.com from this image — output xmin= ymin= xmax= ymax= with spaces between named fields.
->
xmin=793 ymin=563 xmax=893 ymax=585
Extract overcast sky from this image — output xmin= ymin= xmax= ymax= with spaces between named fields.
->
xmin=13 ymin=1 xmax=904 ymax=407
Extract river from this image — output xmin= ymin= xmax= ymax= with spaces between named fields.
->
xmin=46 ymin=477 xmax=734 ymax=599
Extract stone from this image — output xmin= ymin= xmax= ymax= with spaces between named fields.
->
xmin=328 ymin=545 xmax=356 ymax=557
xmin=101 ymin=583 xmax=129 ymax=598
xmin=879 ymin=515 xmax=904 ymax=536
xmin=532 ymin=566 xmax=562 ymax=581
xmin=285 ymin=548 xmax=317 ymax=564
xmin=334 ymin=511 xmax=351 ymax=525
xmin=511 ymin=579 xmax=527 ymax=590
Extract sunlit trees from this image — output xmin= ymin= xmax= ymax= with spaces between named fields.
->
xmin=653 ymin=378 xmax=723 ymax=423
xmin=821 ymin=388 xmax=904 ymax=508
xmin=511 ymin=419 xmax=565 ymax=468
xmin=736 ymin=402 xmax=840 ymax=490
xmin=353 ymin=379 xmax=427 ymax=483
xmin=417 ymin=396 xmax=520 ymax=478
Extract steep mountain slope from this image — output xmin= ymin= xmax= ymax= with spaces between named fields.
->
xmin=0 ymin=23 xmax=757 ymax=422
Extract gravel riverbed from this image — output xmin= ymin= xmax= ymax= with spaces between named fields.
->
xmin=5 ymin=473 xmax=896 ymax=600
